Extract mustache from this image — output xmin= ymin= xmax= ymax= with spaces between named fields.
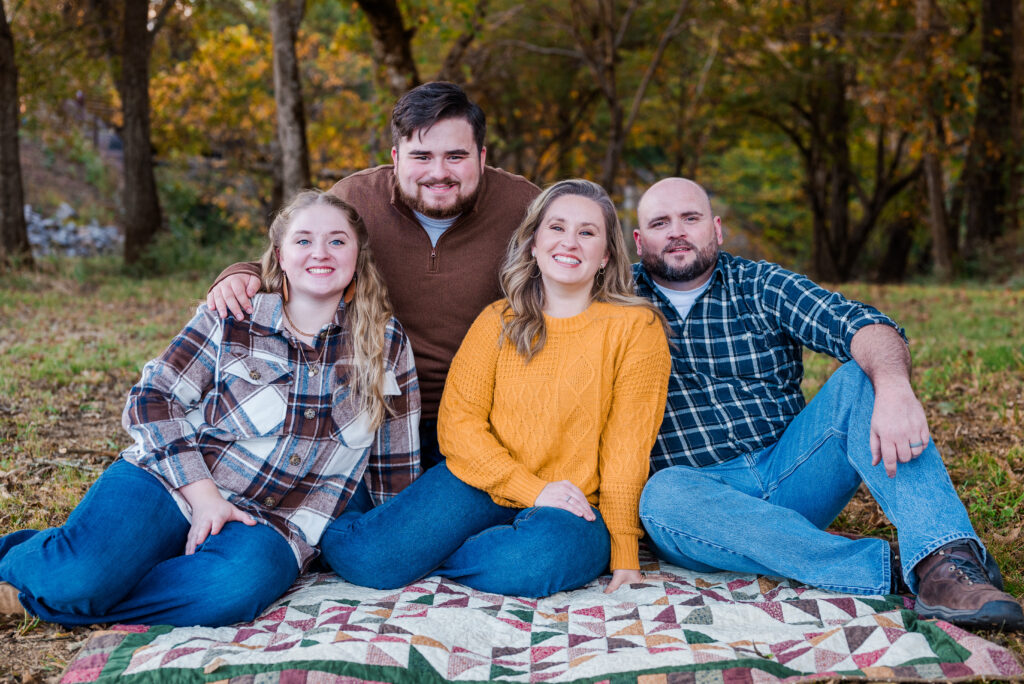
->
xmin=417 ymin=177 xmax=460 ymax=187
xmin=662 ymin=239 xmax=697 ymax=254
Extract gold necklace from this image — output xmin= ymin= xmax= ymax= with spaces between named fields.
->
xmin=282 ymin=305 xmax=320 ymax=338
xmin=282 ymin=306 xmax=328 ymax=376
xmin=295 ymin=338 xmax=327 ymax=377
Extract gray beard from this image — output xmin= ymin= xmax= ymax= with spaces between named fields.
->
xmin=642 ymin=241 xmax=719 ymax=284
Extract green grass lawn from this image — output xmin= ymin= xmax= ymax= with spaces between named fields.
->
xmin=1 ymin=260 xmax=1022 ymax=659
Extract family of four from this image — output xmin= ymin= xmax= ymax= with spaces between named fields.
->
xmin=2 ymin=82 xmax=1021 ymax=633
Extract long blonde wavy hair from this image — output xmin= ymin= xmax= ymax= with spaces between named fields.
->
xmin=499 ymin=179 xmax=661 ymax=361
xmin=261 ymin=190 xmax=395 ymax=430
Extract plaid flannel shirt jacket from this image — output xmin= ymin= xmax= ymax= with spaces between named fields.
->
xmin=120 ymin=294 xmax=420 ymax=569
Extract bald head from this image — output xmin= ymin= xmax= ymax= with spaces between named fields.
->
xmin=637 ymin=178 xmax=713 ymax=228
xmin=633 ymin=177 xmax=722 ymax=291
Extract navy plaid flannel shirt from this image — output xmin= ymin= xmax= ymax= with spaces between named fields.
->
xmin=632 ymin=253 xmax=904 ymax=472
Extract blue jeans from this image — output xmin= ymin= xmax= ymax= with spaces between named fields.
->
xmin=639 ymin=362 xmax=982 ymax=595
xmin=0 ymin=459 xmax=298 ymax=627
xmin=320 ymin=464 xmax=611 ymax=597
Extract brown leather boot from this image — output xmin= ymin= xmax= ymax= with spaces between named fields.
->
xmin=0 ymin=581 xmax=24 ymax=615
xmin=914 ymin=541 xmax=1024 ymax=631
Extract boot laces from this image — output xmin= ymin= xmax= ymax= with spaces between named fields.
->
xmin=941 ymin=547 xmax=989 ymax=586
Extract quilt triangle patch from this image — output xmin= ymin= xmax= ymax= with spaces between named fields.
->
xmin=776 ymin=645 xmax=812 ymax=665
xmin=852 ymin=647 xmax=887 ymax=668
xmin=824 ymin=597 xmax=858 ymax=617
xmin=436 ymin=596 xmax=470 ymax=608
xmin=447 ymin=653 xmax=487 ymax=678
xmin=645 ymin=634 xmax=684 ymax=647
xmin=605 ymin=636 xmax=640 ymax=651
xmin=286 ymin=602 xmax=322 ymax=616
xmin=787 ymin=599 xmax=822 ymax=622
xmin=411 ymin=635 xmax=448 ymax=650
xmin=490 ymin=664 xmax=523 ymax=679
xmin=530 ymin=631 xmax=563 ymax=645
xmin=567 ymin=632 xmax=601 ymax=648
xmin=530 ymin=645 xmax=562 ymax=663
xmin=569 ymin=653 xmax=598 ymax=667
xmin=508 ymin=608 xmax=535 ymax=623
xmin=681 ymin=606 xmax=713 ymax=625
xmin=843 ymin=625 xmax=877 ymax=652
xmin=813 ymin=647 xmax=848 ymax=672
xmin=610 ymin=620 xmax=644 ymax=637
xmin=652 ymin=606 xmax=676 ymax=622
xmin=753 ymin=601 xmax=784 ymax=622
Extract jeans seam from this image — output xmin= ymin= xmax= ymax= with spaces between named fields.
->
xmin=764 ymin=427 xmax=846 ymax=498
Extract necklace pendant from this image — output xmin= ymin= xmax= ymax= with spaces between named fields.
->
xmin=308 ymin=366 xmax=319 ymax=377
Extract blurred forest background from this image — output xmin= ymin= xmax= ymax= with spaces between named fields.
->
xmin=1 ymin=0 xmax=1023 ymax=285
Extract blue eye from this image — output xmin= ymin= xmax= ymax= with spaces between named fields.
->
xmin=330 ymin=239 xmax=344 ymax=246
xmin=296 ymin=238 xmax=311 ymax=245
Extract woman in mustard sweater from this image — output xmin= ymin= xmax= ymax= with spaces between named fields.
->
xmin=323 ymin=179 xmax=670 ymax=596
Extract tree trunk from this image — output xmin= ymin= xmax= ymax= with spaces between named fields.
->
xmin=270 ymin=0 xmax=310 ymax=204
xmin=962 ymin=0 xmax=1014 ymax=258
xmin=876 ymin=216 xmax=914 ymax=283
xmin=914 ymin=0 xmax=956 ymax=279
xmin=923 ymin=150 xmax=954 ymax=280
xmin=355 ymin=0 xmax=420 ymax=99
xmin=120 ymin=0 xmax=163 ymax=265
xmin=0 ymin=2 xmax=32 ymax=268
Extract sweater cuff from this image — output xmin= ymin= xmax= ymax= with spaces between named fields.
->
xmin=609 ymin=532 xmax=641 ymax=571
xmin=502 ymin=470 xmax=549 ymax=508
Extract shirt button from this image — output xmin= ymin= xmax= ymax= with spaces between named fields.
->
xmin=249 ymin=370 xmax=261 ymax=381
xmin=263 ymin=496 xmax=276 ymax=508
xmin=289 ymin=454 xmax=301 ymax=466
xmin=304 ymin=408 xmax=316 ymax=419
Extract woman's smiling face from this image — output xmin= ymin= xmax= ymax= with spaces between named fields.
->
xmin=277 ymin=204 xmax=359 ymax=303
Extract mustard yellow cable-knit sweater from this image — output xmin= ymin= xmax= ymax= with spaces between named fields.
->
xmin=438 ymin=300 xmax=671 ymax=571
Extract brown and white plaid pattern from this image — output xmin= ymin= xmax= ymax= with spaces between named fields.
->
xmin=121 ymin=294 xmax=420 ymax=569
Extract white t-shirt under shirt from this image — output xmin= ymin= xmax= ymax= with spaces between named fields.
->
xmin=413 ymin=211 xmax=458 ymax=247
xmin=653 ymin=276 xmax=713 ymax=321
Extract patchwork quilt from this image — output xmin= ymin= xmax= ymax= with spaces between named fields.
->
xmin=61 ymin=555 xmax=1024 ymax=683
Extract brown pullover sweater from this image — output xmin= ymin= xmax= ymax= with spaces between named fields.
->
xmin=214 ymin=165 xmax=540 ymax=419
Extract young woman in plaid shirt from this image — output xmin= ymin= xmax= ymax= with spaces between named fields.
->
xmin=0 ymin=191 xmax=420 ymax=627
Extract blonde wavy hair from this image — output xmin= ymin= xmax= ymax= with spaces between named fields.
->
xmin=499 ymin=179 xmax=661 ymax=360
xmin=261 ymin=190 xmax=395 ymax=430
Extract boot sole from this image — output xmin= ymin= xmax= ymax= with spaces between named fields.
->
xmin=915 ymin=599 xmax=1024 ymax=632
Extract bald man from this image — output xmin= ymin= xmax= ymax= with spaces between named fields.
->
xmin=631 ymin=178 xmax=1022 ymax=631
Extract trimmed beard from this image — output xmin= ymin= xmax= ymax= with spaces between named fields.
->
xmin=396 ymin=178 xmax=482 ymax=219
xmin=642 ymin=239 xmax=719 ymax=284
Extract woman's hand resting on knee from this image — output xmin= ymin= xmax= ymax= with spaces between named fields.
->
xmin=535 ymin=481 xmax=596 ymax=521
xmin=179 ymin=479 xmax=257 ymax=554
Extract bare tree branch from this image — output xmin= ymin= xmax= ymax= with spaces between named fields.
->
xmin=436 ymin=0 xmax=490 ymax=82
xmin=149 ymin=0 xmax=177 ymax=37
xmin=622 ymin=0 xmax=688 ymax=136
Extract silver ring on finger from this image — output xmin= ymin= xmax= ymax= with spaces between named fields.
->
xmin=909 ymin=441 xmax=924 ymax=448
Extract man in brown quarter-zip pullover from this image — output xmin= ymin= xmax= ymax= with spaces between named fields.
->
xmin=209 ymin=83 xmax=539 ymax=468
